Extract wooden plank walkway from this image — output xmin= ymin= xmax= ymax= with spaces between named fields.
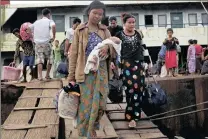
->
xmin=106 ymin=103 xmax=168 ymax=139
xmin=1 ymin=80 xmax=62 ymax=139
xmin=2 ymin=79 xmax=167 ymax=139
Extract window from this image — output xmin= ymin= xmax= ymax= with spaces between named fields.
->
xmin=188 ymin=14 xmax=197 ymax=26
xmin=145 ymin=15 xmax=153 ymax=27
xmin=52 ymin=15 xmax=65 ymax=32
xmin=83 ymin=15 xmax=88 ymax=22
xmin=131 ymin=13 xmax=139 ymax=29
xmin=158 ymin=15 xmax=167 ymax=27
xmin=69 ymin=17 xmax=78 ymax=27
xmin=202 ymin=13 xmax=208 ymax=25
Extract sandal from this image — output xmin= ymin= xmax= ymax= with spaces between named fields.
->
xmin=45 ymin=76 xmax=52 ymax=80
xmin=128 ymin=120 xmax=136 ymax=128
xmin=20 ymin=80 xmax=27 ymax=83
xmin=38 ymin=78 xmax=43 ymax=81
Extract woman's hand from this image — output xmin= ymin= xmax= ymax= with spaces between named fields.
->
xmin=110 ymin=62 xmax=116 ymax=69
xmin=99 ymin=45 xmax=109 ymax=58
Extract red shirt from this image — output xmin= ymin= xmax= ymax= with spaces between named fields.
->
xmin=195 ymin=44 xmax=203 ymax=55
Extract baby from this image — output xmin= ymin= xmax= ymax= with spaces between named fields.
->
xmin=84 ymin=37 xmax=121 ymax=74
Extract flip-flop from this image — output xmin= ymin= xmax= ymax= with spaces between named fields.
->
xmin=38 ymin=78 xmax=43 ymax=81
xmin=45 ymin=76 xmax=52 ymax=80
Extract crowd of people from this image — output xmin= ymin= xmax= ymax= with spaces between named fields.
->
xmin=11 ymin=0 xmax=208 ymax=138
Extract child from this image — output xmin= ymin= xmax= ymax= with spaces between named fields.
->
xmin=84 ymin=36 xmax=121 ymax=74
xmin=12 ymin=28 xmax=35 ymax=82
xmin=53 ymin=40 xmax=65 ymax=78
xmin=156 ymin=44 xmax=166 ymax=76
xmin=187 ymin=39 xmax=196 ymax=75
xmin=163 ymin=28 xmax=179 ymax=77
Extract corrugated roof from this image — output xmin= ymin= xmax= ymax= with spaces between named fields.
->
xmin=6 ymin=1 xmax=206 ymax=8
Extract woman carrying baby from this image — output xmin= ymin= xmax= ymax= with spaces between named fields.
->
xmin=116 ymin=13 xmax=145 ymax=128
xmin=68 ymin=0 xmax=117 ymax=138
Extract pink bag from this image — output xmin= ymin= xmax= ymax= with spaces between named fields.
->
xmin=3 ymin=63 xmax=22 ymax=81
xmin=20 ymin=22 xmax=33 ymax=41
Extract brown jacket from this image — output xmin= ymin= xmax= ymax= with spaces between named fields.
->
xmin=68 ymin=23 xmax=117 ymax=82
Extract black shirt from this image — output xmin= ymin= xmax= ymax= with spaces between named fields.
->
xmin=108 ymin=25 xmax=123 ymax=36
xmin=116 ymin=31 xmax=144 ymax=61
xmin=163 ymin=37 xmax=179 ymax=51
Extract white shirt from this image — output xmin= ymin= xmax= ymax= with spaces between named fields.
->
xmin=29 ymin=17 xmax=55 ymax=45
xmin=65 ymin=28 xmax=74 ymax=43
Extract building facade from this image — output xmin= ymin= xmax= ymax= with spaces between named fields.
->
xmin=1 ymin=1 xmax=208 ymax=67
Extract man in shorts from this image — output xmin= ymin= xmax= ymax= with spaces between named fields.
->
xmin=13 ymin=28 xmax=35 ymax=82
xmin=28 ymin=8 xmax=56 ymax=81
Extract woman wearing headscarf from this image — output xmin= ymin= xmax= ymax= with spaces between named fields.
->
xmin=116 ymin=13 xmax=145 ymax=128
xmin=68 ymin=0 xmax=117 ymax=137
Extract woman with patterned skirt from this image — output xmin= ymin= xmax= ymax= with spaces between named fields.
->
xmin=68 ymin=1 xmax=117 ymax=138
xmin=116 ymin=13 xmax=145 ymax=128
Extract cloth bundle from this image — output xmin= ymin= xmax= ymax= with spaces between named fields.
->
xmin=84 ymin=37 xmax=121 ymax=74
xmin=20 ymin=22 xmax=33 ymax=41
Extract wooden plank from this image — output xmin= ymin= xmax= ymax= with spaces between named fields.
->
xmin=14 ymin=107 xmax=55 ymax=111
xmin=116 ymin=130 xmax=142 ymax=139
xmin=64 ymin=119 xmax=73 ymax=139
xmin=2 ymin=89 xmax=42 ymax=139
xmin=106 ymin=104 xmax=127 ymax=111
xmin=140 ymin=132 xmax=166 ymax=139
xmin=112 ymin=121 xmax=157 ymax=130
xmin=101 ymin=114 xmax=118 ymax=138
xmin=1 ymin=130 xmax=27 ymax=139
xmin=24 ymin=89 xmax=59 ymax=139
xmin=116 ymin=128 xmax=163 ymax=134
xmin=3 ymin=124 xmax=48 ymax=130
xmin=19 ymin=96 xmax=54 ymax=99
xmin=26 ymin=80 xmax=62 ymax=89
xmin=69 ymin=129 xmax=79 ymax=138
xmin=108 ymin=112 xmax=147 ymax=120
xmin=14 ymin=89 xmax=43 ymax=108
xmin=68 ymin=113 xmax=118 ymax=139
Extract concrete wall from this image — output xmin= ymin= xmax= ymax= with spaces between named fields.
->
xmin=146 ymin=75 xmax=208 ymax=138
xmin=1 ymin=4 xmax=208 ymax=51
xmin=37 ymin=6 xmax=207 ymax=30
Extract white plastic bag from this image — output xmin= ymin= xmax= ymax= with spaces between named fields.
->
xmin=160 ymin=65 xmax=167 ymax=78
xmin=58 ymin=89 xmax=79 ymax=119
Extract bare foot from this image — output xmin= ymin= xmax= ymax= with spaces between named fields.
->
xmin=128 ymin=120 xmax=136 ymax=128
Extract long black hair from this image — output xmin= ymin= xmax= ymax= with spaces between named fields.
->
xmin=84 ymin=0 xmax=106 ymax=17
xmin=121 ymin=13 xmax=135 ymax=24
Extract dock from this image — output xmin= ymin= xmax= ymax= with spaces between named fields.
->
xmin=1 ymin=79 xmax=167 ymax=139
